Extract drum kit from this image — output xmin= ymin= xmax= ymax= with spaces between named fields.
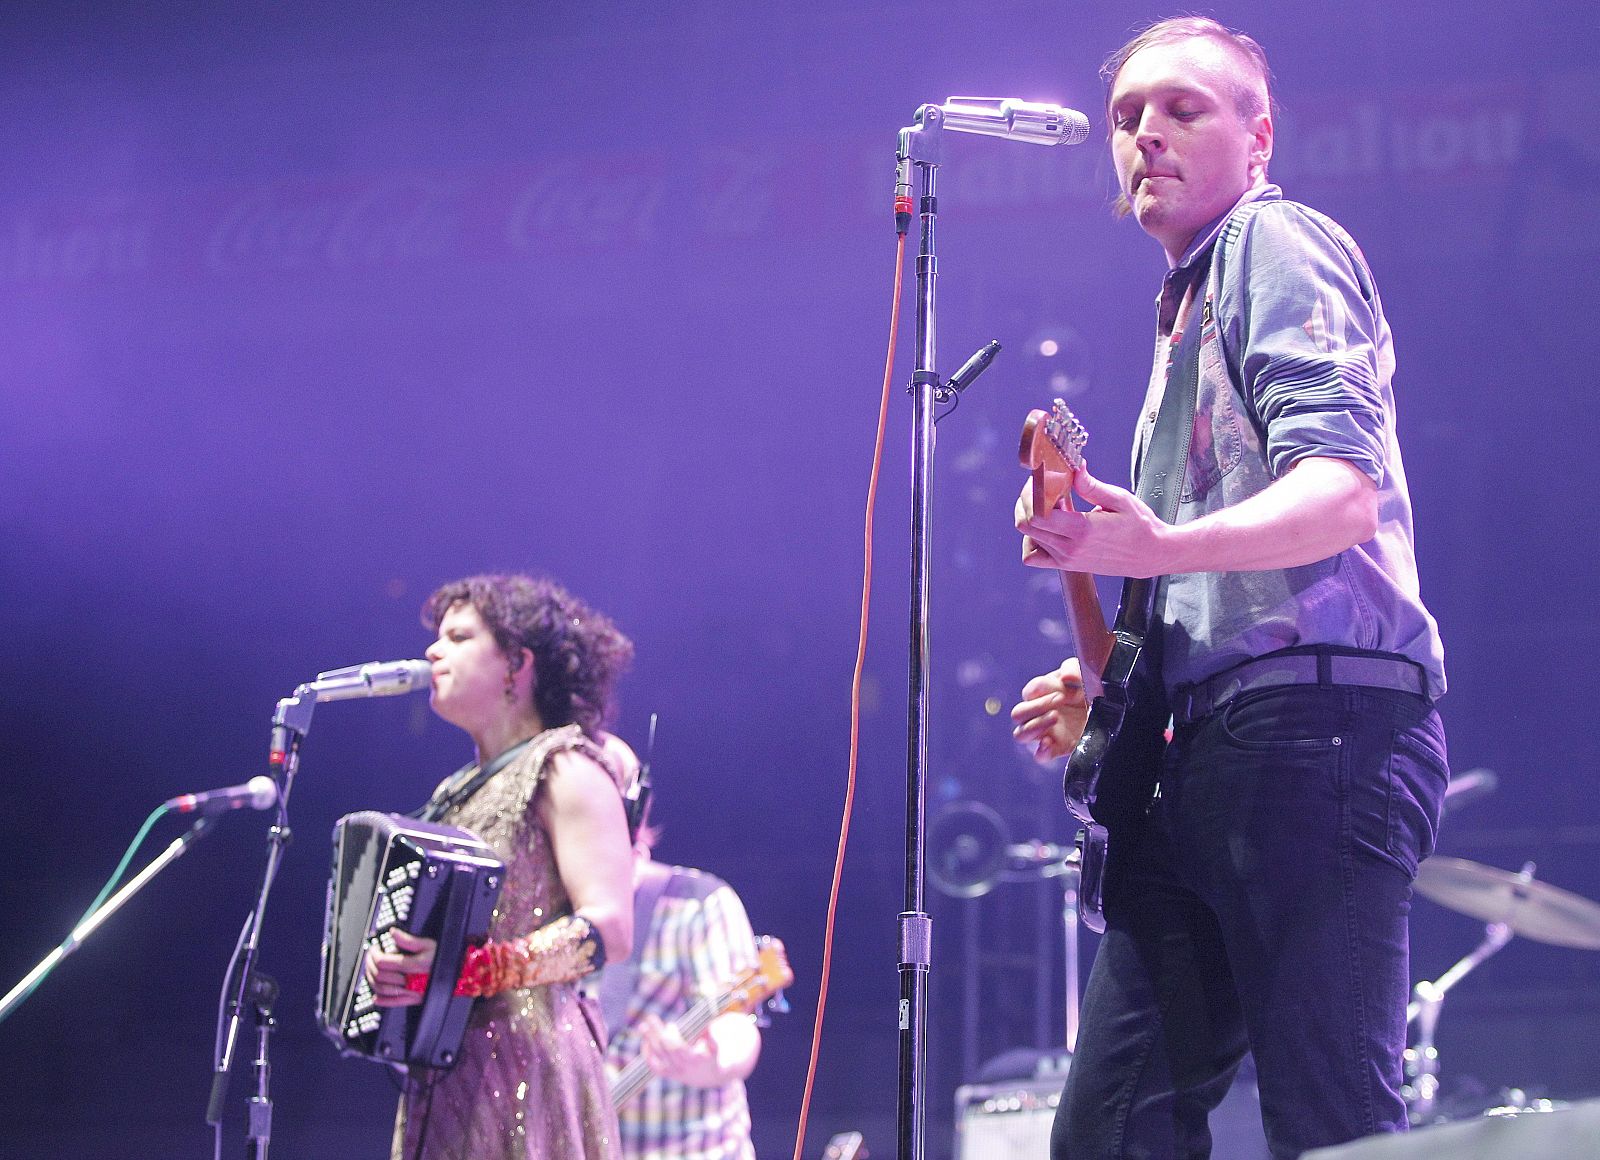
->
xmin=1404 ymin=852 xmax=1600 ymax=1124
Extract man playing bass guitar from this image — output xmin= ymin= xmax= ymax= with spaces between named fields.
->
xmin=1010 ymin=17 xmax=1448 ymax=1160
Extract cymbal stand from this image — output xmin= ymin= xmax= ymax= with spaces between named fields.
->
xmin=1031 ymin=843 xmax=1083 ymax=1053
xmin=1402 ymin=917 xmax=1515 ymax=1123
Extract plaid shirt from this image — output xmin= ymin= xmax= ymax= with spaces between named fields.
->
xmin=603 ymin=866 xmax=759 ymax=1160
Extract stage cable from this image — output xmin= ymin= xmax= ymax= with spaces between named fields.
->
xmin=790 ymin=229 xmax=905 ymax=1160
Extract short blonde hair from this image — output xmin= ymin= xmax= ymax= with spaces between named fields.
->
xmin=1101 ymin=16 xmax=1275 ymax=124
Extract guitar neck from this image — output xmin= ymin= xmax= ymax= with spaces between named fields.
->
xmin=611 ymin=993 xmax=723 ymax=1107
xmin=1058 ymin=570 xmax=1113 ymax=701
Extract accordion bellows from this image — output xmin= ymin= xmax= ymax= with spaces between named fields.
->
xmin=318 ymin=811 xmax=504 ymax=1068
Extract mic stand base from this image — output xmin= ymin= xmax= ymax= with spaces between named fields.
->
xmin=208 ymin=714 xmax=303 ymax=1141
xmin=246 ymin=972 xmax=279 ymax=1159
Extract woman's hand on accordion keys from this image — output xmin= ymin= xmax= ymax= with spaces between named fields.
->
xmin=368 ymin=928 xmax=438 ymax=1007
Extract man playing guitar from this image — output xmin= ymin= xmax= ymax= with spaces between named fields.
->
xmin=1011 ymin=17 xmax=1448 ymax=1160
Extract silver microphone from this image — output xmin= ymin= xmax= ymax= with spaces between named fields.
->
xmin=298 ymin=659 xmax=433 ymax=702
xmin=939 ymin=97 xmax=1091 ymax=146
xmin=165 ymin=776 xmax=279 ymax=816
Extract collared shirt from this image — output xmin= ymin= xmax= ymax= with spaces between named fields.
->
xmin=601 ymin=867 xmax=758 ymax=1160
xmin=1132 ymin=185 xmax=1447 ymax=698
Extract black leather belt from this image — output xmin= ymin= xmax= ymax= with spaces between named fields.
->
xmin=1172 ymin=649 xmax=1429 ymax=725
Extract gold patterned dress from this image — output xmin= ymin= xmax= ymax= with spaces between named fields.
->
xmin=392 ymin=725 xmax=624 ymax=1160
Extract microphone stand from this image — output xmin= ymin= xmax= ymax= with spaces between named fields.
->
xmin=893 ymin=106 xmax=942 ymax=1160
xmin=207 ymin=687 xmax=316 ymax=1157
xmin=0 ymin=817 xmax=217 ymax=1023
xmin=892 ymin=105 xmax=1003 ymax=1160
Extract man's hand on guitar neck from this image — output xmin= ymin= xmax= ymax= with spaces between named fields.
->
xmin=1010 ymin=659 xmax=1091 ymax=764
xmin=1015 ymin=463 xmax=1173 ymax=580
xmin=638 ymin=1010 xmax=760 ymax=1089
xmin=1017 ymin=456 xmax=1381 ymax=578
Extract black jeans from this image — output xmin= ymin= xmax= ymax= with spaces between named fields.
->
xmin=1051 ymin=684 xmax=1448 ymax=1160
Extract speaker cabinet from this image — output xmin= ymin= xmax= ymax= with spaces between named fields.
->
xmin=954 ymin=1068 xmax=1271 ymax=1159
xmin=954 ymin=1076 xmax=1058 ymax=1160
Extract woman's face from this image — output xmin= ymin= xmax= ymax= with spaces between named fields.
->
xmin=425 ymin=602 xmax=514 ymax=729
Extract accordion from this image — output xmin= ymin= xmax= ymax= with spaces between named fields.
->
xmin=318 ymin=811 xmax=504 ymax=1069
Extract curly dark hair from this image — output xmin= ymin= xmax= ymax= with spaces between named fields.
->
xmin=422 ymin=573 xmax=633 ymax=737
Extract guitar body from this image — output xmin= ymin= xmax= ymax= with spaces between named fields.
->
xmin=1063 ymin=626 xmax=1167 ymax=931
xmin=1022 ymin=401 xmax=1166 ymax=933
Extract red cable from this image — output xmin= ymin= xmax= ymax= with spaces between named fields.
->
xmin=790 ymin=230 xmax=906 ymax=1160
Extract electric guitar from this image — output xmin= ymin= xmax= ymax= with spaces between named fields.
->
xmin=610 ymin=935 xmax=793 ymax=1106
xmin=1020 ymin=400 xmax=1167 ymax=933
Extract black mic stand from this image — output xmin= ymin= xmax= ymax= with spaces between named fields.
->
xmin=892 ymin=104 xmax=1002 ymax=1160
xmin=207 ymin=686 xmax=316 ymax=1157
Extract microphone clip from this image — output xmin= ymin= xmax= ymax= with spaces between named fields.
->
xmin=909 ymin=340 xmax=1003 ymax=404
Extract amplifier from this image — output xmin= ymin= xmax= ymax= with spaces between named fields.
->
xmin=954 ymin=1076 xmax=1061 ymax=1160
xmin=955 ymin=1054 xmax=1271 ymax=1159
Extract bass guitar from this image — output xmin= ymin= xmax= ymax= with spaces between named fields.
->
xmin=610 ymin=935 xmax=793 ymax=1106
xmin=1020 ymin=399 xmax=1166 ymax=933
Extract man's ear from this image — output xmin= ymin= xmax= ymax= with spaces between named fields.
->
xmin=1249 ymin=110 xmax=1274 ymax=178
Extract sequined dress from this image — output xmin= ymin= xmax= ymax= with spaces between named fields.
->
xmin=393 ymin=724 xmax=623 ymax=1160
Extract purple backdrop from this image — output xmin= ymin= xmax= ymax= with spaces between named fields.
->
xmin=1 ymin=2 xmax=1595 ymax=1157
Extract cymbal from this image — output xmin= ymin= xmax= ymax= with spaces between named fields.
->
xmin=1415 ymin=857 xmax=1600 ymax=950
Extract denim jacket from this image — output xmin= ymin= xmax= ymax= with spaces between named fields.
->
xmin=1137 ymin=185 xmax=1446 ymax=699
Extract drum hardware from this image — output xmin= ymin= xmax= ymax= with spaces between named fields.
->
xmin=1413 ymin=857 xmax=1600 ymax=950
xmin=1439 ymin=766 xmax=1497 ymax=818
xmin=929 ymin=801 xmax=1083 ymax=1053
xmin=1404 ymin=857 xmax=1600 ymax=1124
xmin=1482 ymin=1089 xmax=1570 ymax=1118
xmin=1401 ymin=917 xmax=1513 ymax=1123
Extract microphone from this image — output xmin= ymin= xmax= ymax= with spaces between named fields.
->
xmin=298 ymin=659 xmax=433 ymax=702
xmin=938 ymin=97 xmax=1091 ymax=146
xmin=165 ymin=776 xmax=279 ymax=816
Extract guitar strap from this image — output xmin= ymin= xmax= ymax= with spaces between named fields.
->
xmin=1137 ymin=271 xmax=1207 ymax=521
xmin=595 ymin=861 xmax=677 ymax=1038
xmin=1117 ymin=258 xmax=1211 ymax=674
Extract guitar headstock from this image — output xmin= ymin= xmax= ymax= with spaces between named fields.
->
xmin=1020 ymin=399 xmax=1089 ymax=532
xmin=1021 ymin=397 xmax=1088 ymax=474
xmin=727 ymin=935 xmax=794 ymax=1016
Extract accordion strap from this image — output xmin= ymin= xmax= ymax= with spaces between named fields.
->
xmin=415 ymin=737 xmax=533 ymax=823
